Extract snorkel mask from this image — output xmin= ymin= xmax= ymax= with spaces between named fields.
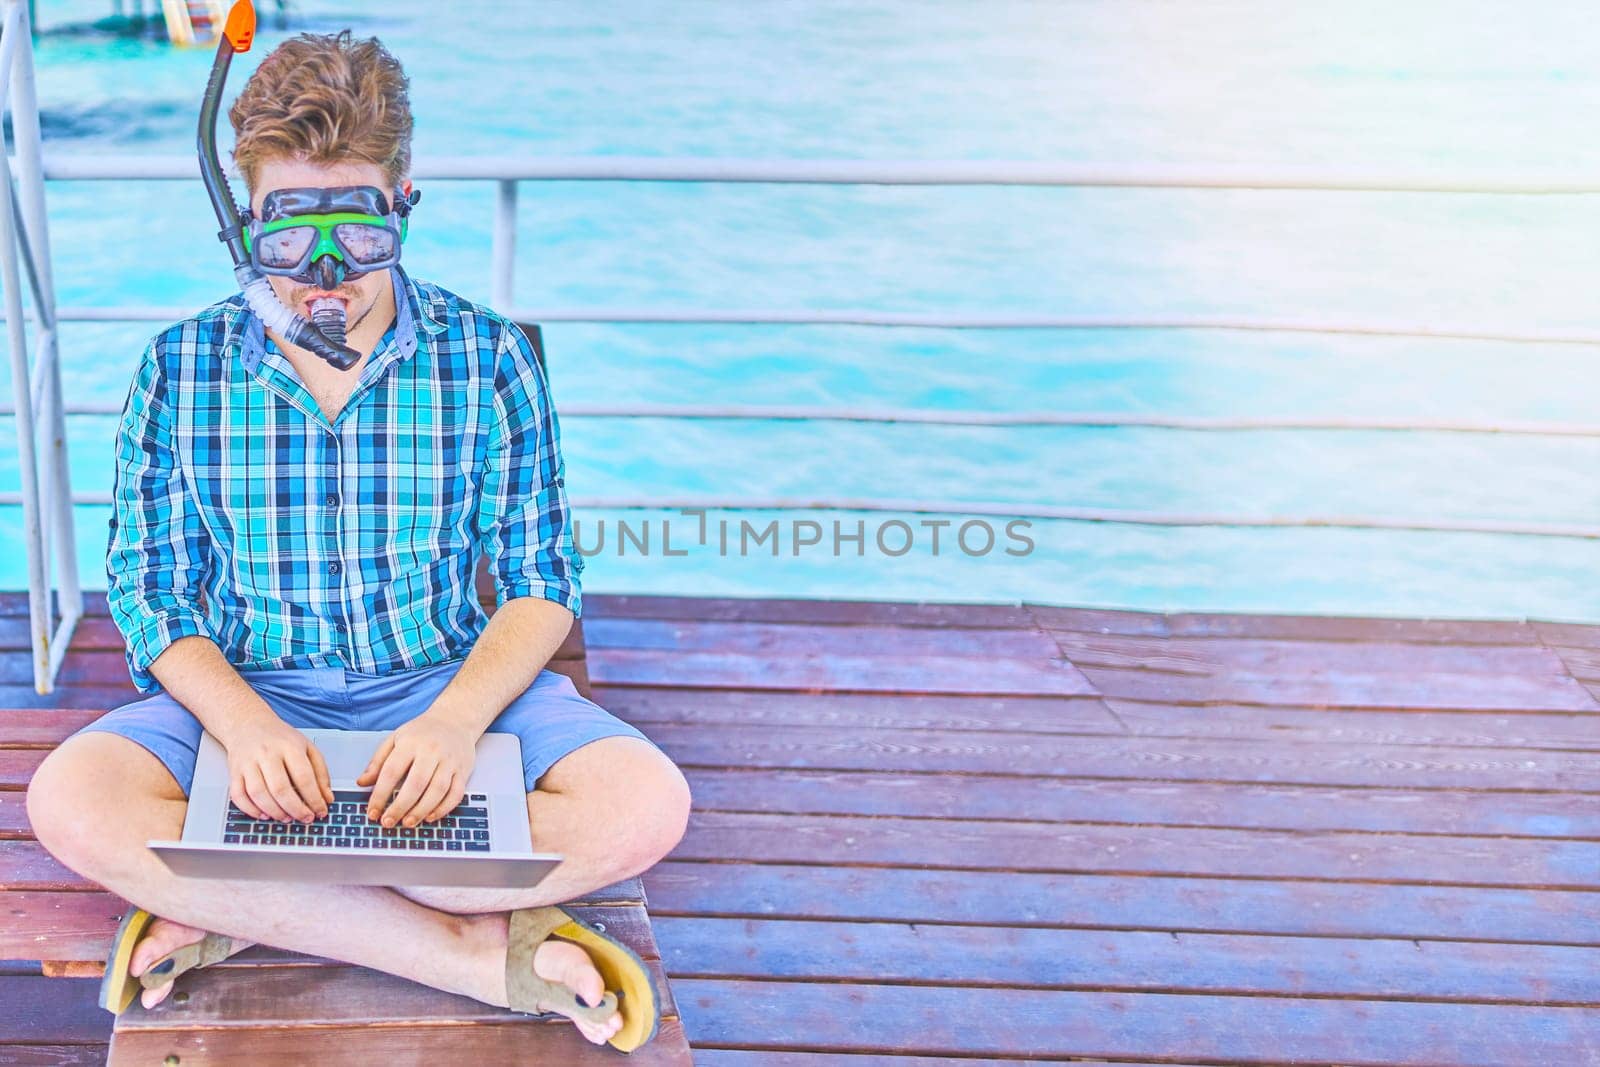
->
xmin=199 ymin=1 xmax=420 ymax=370
xmin=241 ymin=183 xmax=418 ymax=345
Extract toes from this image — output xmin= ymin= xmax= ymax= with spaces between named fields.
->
xmin=128 ymin=917 xmax=205 ymax=978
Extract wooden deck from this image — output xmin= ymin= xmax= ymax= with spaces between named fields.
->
xmin=4 ymin=591 xmax=1600 ymax=1063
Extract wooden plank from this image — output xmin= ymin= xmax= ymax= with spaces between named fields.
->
xmin=0 ymin=686 xmax=137 ymax=710
xmin=0 ymin=710 xmax=105 ymax=747
xmin=0 ymin=616 xmax=123 ymax=651
xmin=110 ymin=960 xmax=677 ymax=1030
xmin=596 ymin=685 xmax=1120 ymax=735
xmin=642 ymin=862 xmax=1599 ymax=944
xmin=583 ymin=616 xmax=1064 ymax=659
xmin=1076 ymin=664 xmax=1600 ymax=711
xmin=639 ymin=722 xmax=1600 ymax=790
xmin=0 ymin=1047 xmax=110 ymax=1066
xmin=1101 ymin=698 xmax=1600 ymax=751
xmin=0 ymin=843 xmax=87 ymax=891
xmin=670 ymin=979 xmax=1599 ymax=1063
xmin=675 ymin=767 xmax=1600 ymax=838
xmin=0 ymin=653 xmax=135 ymax=688
xmin=652 ymin=916 xmax=1600 ymax=1003
xmin=0 ymin=976 xmax=107 ymax=1044
xmin=589 ymin=648 xmax=1096 ymax=696
xmin=587 ymin=593 xmax=1038 ymax=629
xmin=696 ymin=1055 xmax=1127 ymax=1067
xmin=1161 ymin=610 xmax=1542 ymax=645
xmin=108 ymin=1018 xmax=691 ymax=1065
xmin=670 ymin=811 xmax=1600 ymax=889
xmin=1534 ymin=620 xmax=1600 ymax=650
xmin=1549 ymin=643 xmax=1600 ymax=681
xmin=1047 ymin=630 xmax=1571 ymax=676
xmin=0 ymin=892 xmax=126 ymax=960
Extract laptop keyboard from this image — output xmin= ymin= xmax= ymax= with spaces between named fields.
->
xmin=223 ymin=790 xmax=493 ymax=852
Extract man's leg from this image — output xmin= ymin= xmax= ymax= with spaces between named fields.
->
xmin=393 ymin=734 xmax=692 ymax=914
xmin=26 ymin=731 xmax=625 ymax=1044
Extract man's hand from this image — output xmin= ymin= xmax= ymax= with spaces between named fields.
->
xmin=357 ymin=713 xmax=478 ymax=828
xmin=224 ymin=717 xmax=334 ymax=823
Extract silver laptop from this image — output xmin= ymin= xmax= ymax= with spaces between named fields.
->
xmin=148 ymin=728 xmax=561 ymax=888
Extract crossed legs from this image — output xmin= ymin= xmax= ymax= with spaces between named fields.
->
xmin=26 ymin=731 xmax=690 ymax=1045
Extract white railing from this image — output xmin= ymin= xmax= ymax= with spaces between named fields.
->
xmin=0 ymin=1 xmax=82 ymax=694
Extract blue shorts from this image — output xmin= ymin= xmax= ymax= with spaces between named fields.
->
xmin=68 ymin=659 xmax=656 ymax=796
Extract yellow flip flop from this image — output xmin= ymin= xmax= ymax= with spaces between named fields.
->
xmin=505 ymin=905 xmax=661 ymax=1053
xmin=98 ymin=906 xmax=249 ymax=1015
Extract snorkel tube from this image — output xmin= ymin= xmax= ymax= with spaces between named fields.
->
xmin=199 ymin=0 xmax=361 ymax=369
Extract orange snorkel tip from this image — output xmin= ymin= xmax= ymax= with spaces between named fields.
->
xmin=223 ymin=0 xmax=256 ymax=53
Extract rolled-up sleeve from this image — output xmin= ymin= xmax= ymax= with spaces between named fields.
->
xmin=475 ymin=321 xmax=584 ymax=618
xmin=106 ymin=342 xmax=212 ymax=693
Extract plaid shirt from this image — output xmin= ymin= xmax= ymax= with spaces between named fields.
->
xmin=107 ymin=266 xmax=584 ymax=694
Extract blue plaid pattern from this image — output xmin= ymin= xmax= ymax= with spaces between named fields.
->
xmin=106 ymin=266 xmax=584 ymax=694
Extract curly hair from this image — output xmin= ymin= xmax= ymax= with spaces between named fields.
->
xmin=229 ymin=30 xmax=413 ymax=192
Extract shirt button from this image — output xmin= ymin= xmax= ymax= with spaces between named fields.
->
xmin=334 ymin=621 xmax=347 ymax=633
xmin=328 ymin=561 xmax=342 ymax=575
xmin=324 ymin=493 xmax=338 ymax=507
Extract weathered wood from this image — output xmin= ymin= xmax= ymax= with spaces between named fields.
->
xmin=1101 ymin=698 xmax=1600 ymax=751
xmin=1534 ymin=620 xmax=1600 ymax=650
xmin=638 ymin=722 xmax=1600 ymax=790
xmin=0 ymin=711 xmax=105 ymax=746
xmin=695 ymin=1056 xmax=1135 ymax=1067
xmin=674 ymin=767 xmax=1600 ymax=837
xmin=672 ymin=979 xmax=1599 ymax=1063
xmin=667 ymin=811 xmax=1600 ymax=888
xmin=0 ymin=1045 xmax=109 ymax=1066
xmin=589 ymin=593 xmax=1038 ymax=629
xmin=1048 ymin=630 xmax=1572 ymax=676
xmin=589 ymin=647 xmax=1097 ymax=696
xmin=0 ymin=892 xmax=652 ymax=969
xmin=595 ymin=685 xmax=1121 ymax=735
xmin=7 ymin=589 xmax=1600 ymax=1064
xmin=1160 ymin=610 xmax=1542 ymax=645
xmin=0 ymin=976 xmax=107 ymax=1043
xmin=1076 ymin=663 xmax=1600 ymax=711
xmin=643 ymin=862 xmax=1600 ymax=945
xmin=0 ymin=686 xmax=138 ymax=710
xmin=107 ymin=1017 xmax=692 ymax=1065
xmin=583 ymin=616 xmax=1065 ymax=659
xmin=653 ymin=915 xmax=1600 ymax=1003
xmin=0 ymin=843 xmax=85 ymax=891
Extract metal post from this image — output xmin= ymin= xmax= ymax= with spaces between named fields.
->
xmin=491 ymin=178 xmax=517 ymax=311
xmin=0 ymin=0 xmax=79 ymax=691
xmin=0 ymin=3 xmax=53 ymax=690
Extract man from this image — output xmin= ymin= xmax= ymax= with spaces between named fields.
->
xmin=25 ymin=29 xmax=690 ymax=1048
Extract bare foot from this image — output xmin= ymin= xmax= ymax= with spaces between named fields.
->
xmin=127 ymin=916 xmax=254 ymax=1010
xmin=491 ymin=919 xmax=623 ymax=1046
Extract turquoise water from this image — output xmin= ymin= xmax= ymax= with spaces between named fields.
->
xmin=5 ymin=1 xmax=1600 ymax=621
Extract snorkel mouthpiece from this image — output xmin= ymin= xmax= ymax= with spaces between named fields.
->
xmin=308 ymin=296 xmax=349 ymax=346
xmin=198 ymin=0 xmax=361 ymax=370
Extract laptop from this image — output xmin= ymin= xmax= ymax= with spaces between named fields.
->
xmin=148 ymin=728 xmax=561 ymax=888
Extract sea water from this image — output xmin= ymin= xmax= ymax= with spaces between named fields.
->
xmin=4 ymin=0 xmax=1599 ymax=621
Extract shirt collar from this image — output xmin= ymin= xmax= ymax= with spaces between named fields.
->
xmin=230 ymin=265 xmax=447 ymax=374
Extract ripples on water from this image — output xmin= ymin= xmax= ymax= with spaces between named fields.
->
xmin=6 ymin=0 xmax=1598 ymax=620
